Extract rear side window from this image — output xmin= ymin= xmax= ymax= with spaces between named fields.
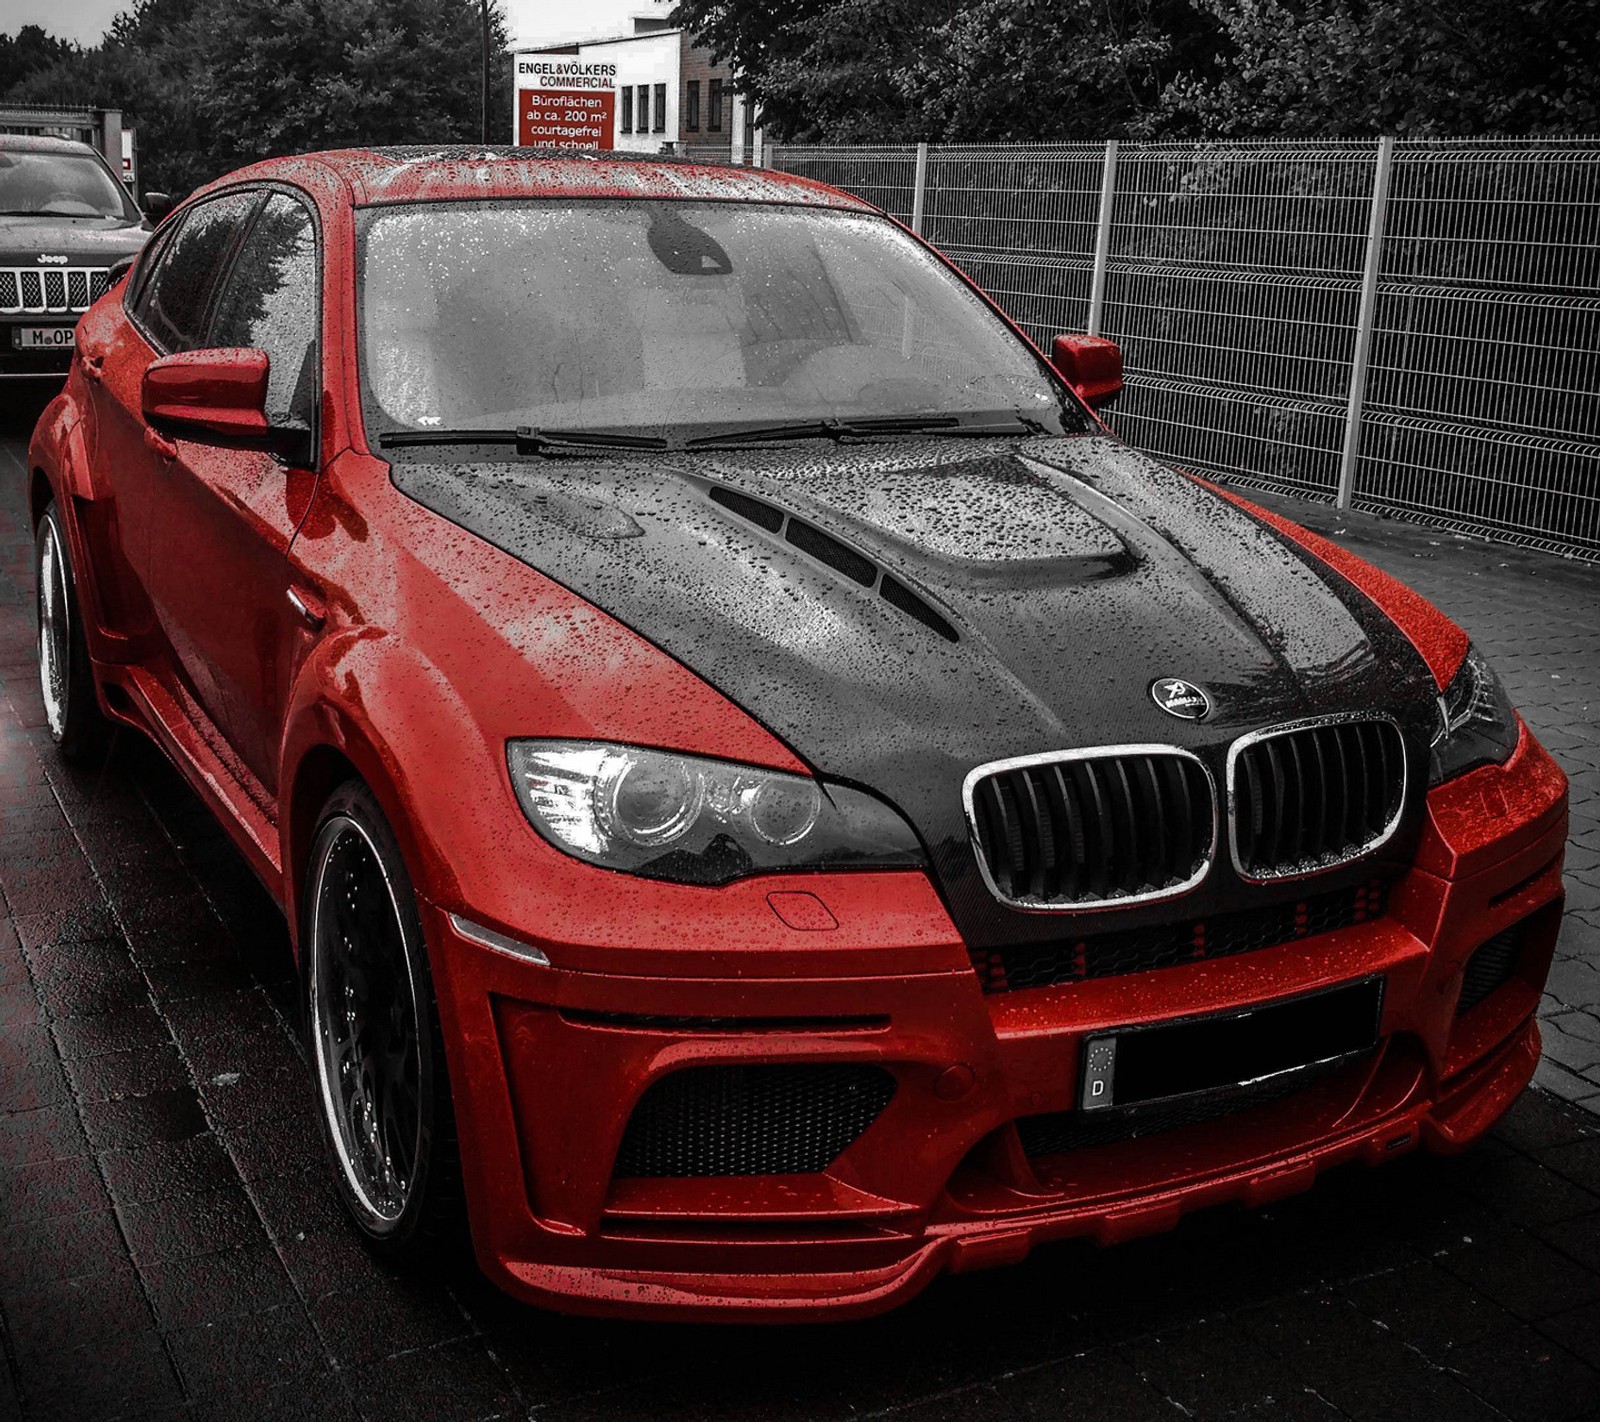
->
xmin=132 ymin=191 xmax=259 ymax=352
xmin=209 ymin=194 xmax=319 ymax=431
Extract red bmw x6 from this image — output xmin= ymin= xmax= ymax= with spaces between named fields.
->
xmin=26 ymin=148 xmax=1568 ymax=1320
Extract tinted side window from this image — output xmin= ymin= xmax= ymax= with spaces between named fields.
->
xmin=209 ymin=195 xmax=318 ymax=430
xmin=133 ymin=191 xmax=259 ymax=352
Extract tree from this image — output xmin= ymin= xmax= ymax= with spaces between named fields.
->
xmin=0 ymin=24 xmax=77 ymax=88
xmin=670 ymin=0 xmax=1600 ymax=140
xmin=1167 ymin=0 xmax=1600 ymax=135
xmin=2 ymin=0 xmax=511 ymax=196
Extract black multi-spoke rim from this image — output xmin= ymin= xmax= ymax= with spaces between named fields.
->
xmin=37 ymin=516 xmax=70 ymax=741
xmin=310 ymin=817 xmax=423 ymax=1229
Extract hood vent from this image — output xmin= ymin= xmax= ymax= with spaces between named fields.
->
xmin=785 ymin=517 xmax=876 ymax=586
xmin=708 ymin=483 xmax=959 ymax=643
xmin=708 ymin=484 xmax=783 ymax=532
xmin=880 ymin=574 xmax=958 ymax=642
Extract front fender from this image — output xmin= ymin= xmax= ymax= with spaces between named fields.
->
xmin=279 ymin=625 xmax=482 ymax=954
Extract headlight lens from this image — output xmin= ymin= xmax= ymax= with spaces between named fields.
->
xmin=1429 ymin=645 xmax=1520 ymax=786
xmin=507 ymin=740 xmax=925 ymax=885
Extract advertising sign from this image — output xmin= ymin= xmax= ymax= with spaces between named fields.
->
xmin=517 ymin=89 xmax=616 ymax=149
xmin=514 ymin=55 xmax=618 ymax=150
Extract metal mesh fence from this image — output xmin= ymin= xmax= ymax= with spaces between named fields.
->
xmin=765 ymin=144 xmax=921 ymax=225
xmin=766 ymin=138 xmax=1600 ymax=560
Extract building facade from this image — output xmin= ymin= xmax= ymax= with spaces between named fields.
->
xmin=510 ymin=10 xmax=760 ymax=162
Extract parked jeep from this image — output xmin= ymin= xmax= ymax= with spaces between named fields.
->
xmin=1 ymin=133 xmax=151 ymax=390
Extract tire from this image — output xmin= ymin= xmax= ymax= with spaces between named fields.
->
xmin=35 ymin=500 xmax=108 ymax=762
xmin=304 ymin=779 xmax=465 ymax=1261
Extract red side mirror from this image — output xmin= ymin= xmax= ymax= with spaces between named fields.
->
xmin=1050 ymin=334 xmax=1123 ymax=410
xmin=142 ymin=347 xmax=271 ymax=443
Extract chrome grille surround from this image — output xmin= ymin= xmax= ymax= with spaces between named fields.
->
xmin=0 ymin=266 xmax=110 ymax=316
xmin=962 ymin=744 xmax=1218 ymax=912
xmin=1226 ymin=713 xmax=1408 ymax=883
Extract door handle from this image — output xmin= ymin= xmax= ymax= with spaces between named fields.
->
xmin=79 ymin=350 xmax=104 ymax=382
xmin=143 ymin=426 xmax=178 ymax=461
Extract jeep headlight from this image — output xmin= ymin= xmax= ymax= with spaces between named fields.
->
xmin=1428 ymin=645 xmax=1520 ymax=786
xmin=507 ymin=740 xmax=925 ymax=885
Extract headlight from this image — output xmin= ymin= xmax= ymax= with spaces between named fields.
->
xmin=1428 ymin=645 xmax=1519 ymax=786
xmin=507 ymin=740 xmax=926 ymax=885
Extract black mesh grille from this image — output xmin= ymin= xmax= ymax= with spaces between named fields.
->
xmin=1232 ymin=720 xmax=1405 ymax=878
xmin=708 ymin=484 xmax=783 ymax=532
xmin=20 ymin=270 xmax=43 ymax=307
xmin=0 ymin=270 xmax=18 ymax=308
xmin=613 ymin=1063 xmax=896 ymax=1178
xmin=969 ymin=752 xmax=1213 ymax=907
xmin=67 ymin=270 xmax=89 ymax=308
xmin=43 ymin=269 xmax=67 ymax=308
xmin=90 ymin=269 xmax=110 ymax=301
xmin=1018 ymin=1061 xmax=1341 ymax=1157
xmin=786 ymin=517 xmax=877 ymax=586
xmin=880 ymin=575 xmax=958 ymax=642
xmin=972 ymin=878 xmax=1388 ymax=992
xmin=1457 ymin=926 xmax=1523 ymax=1015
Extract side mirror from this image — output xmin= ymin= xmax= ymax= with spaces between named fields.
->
xmin=109 ymin=253 xmax=138 ymax=286
xmin=141 ymin=347 xmax=313 ymax=465
xmin=142 ymin=191 xmax=176 ymax=222
xmin=1050 ymin=333 xmax=1123 ymax=410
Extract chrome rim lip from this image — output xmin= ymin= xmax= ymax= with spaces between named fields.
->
xmin=1223 ymin=712 xmax=1409 ymax=883
xmin=36 ymin=515 xmax=69 ymax=741
xmin=960 ymin=743 xmax=1219 ymax=913
xmin=308 ymin=813 xmax=424 ymax=1232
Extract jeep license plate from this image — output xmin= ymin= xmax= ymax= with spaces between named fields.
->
xmin=11 ymin=326 xmax=76 ymax=350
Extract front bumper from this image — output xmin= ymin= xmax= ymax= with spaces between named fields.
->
xmin=0 ymin=321 xmax=75 ymax=380
xmin=423 ymin=727 xmax=1568 ymax=1321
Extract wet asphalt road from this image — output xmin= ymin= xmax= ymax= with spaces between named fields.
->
xmin=3 ymin=385 xmax=1600 ymax=1421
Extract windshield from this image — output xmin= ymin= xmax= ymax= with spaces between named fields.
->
xmin=357 ymin=199 xmax=1086 ymax=441
xmin=0 ymin=148 xmax=135 ymax=220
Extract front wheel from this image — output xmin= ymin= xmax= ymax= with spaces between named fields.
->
xmin=35 ymin=500 xmax=107 ymax=761
xmin=304 ymin=780 xmax=465 ymax=1260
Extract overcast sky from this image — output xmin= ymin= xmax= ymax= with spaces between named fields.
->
xmin=3 ymin=0 xmax=126 ymax=45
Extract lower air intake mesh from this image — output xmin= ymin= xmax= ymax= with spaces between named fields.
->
xmin=613 ymin=1063 xmax=896 ymax=1178
xmin=1457 ymin=926 xmax=1523 ymax=1015
xmin=972 ymin=879 xmax=1388 ymax=992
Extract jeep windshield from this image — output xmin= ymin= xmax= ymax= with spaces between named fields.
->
xmin=0 ymin=149 xmax=137 ymax=220
xmin=357 ymin=199 xmax=1088 ymax=445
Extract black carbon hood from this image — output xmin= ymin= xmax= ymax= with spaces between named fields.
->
xmin=390 ymin=435 xmax=1439 ymax=945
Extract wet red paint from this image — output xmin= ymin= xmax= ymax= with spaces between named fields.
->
xmin=25 ymin=149 xmax=1567 ymax=1321
xmin=1214 ymin=488 xmax=1472 ymax=691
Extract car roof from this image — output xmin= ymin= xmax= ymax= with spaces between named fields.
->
xmin=203 ymin=145 xmax=877 ymax=212
xmin=0 ymin=133 xmax=101 ymax=157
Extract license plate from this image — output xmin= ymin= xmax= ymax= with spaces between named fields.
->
xmin=11 ymin=325 xmax=76 ymax=351
xmin=1079 ymin=977 xmax=1385 ymax=1112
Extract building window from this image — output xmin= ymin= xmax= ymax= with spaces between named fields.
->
xmin=708 ymin=78 xmax=723 ymax=131
xmin=686 ymin=80 xmax=700 ymax=131
xmin=653 ymin=82 xmax=666 ymax=133
xmin=636 ymin=84 xmax=649 ymax=134
xmin=621 ymin=87 xmax=633 ymax=134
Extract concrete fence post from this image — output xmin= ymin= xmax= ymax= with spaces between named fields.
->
xmin=1087 ymin=139 xmax=1119 ymax=336
xmin=1338 ymin=135 xmax=1397 ymax=510
xmin=911 ymin=142 xmax=930 ymax=236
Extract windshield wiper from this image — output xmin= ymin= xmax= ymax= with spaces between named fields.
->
xmin=379 ymin=426 xmax=670 ymax=455
xmin=685 ymin=413 xmax=1044 ymax=449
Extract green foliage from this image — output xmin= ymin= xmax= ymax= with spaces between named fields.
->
xmin=671 ymin=0 xmax=1600 ymax=139
xmin=0 ymin=23 xmax=77 ymax=86
xmin=2 ymin=0 xmax=510 ymax=196
xmin=1171 ymin=0 xmax=1600 ymax=135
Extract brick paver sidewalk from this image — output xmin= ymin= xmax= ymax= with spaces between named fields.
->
xmin=3 ymin=420 xmax=1599 ymax=1420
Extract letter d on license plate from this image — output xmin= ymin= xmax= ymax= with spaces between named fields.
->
xmin=12 ymin=326 xmax=75 ymax=350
